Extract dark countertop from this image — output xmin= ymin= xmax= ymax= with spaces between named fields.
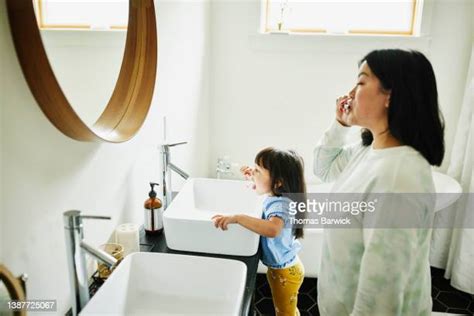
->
xmin=140 ymin=227 xmax=260 ymax=316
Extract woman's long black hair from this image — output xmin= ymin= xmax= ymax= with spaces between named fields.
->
xmin=360 ymin=49 xmax=445 ymax=166
xmin=255 ymin=147 xmax=306 ymax=239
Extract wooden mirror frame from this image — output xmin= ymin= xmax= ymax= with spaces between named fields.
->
xmin=0 ymin=264 xmax=26 ymax=316
xmin=6 ymin=0 xmax=157 ymax=142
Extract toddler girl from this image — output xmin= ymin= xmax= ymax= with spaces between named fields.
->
xmin=212 ymin=147 xmax=306 ymax=315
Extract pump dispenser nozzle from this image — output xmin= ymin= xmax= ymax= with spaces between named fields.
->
xmin=149 ymin=182 xmax=159 ymax=198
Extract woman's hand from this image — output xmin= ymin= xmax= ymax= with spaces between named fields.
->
xmin=335 ymin=95 xmax=351 ymax=127
xmin=212 ymin=214 xmax=239 ymax=230
xmin=240 ymin=165 xmax=253 ymax=180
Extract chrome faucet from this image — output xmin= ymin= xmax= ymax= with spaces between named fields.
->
xmin=63 ymin=210 xmax=118 ymax=316
xmin=160 ymin=142 xmax=189 ymax=210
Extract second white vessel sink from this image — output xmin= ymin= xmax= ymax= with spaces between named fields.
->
xmin=80 ymin=252 xmax=247 ymax=315
xmin=164 ymin=178 xmax=264 ymax=256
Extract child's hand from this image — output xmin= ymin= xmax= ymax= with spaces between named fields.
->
xmin=240 ymin=166 xmax=256 ymax=190
xmin=212 ymin=214 xmax=238 ymax=230
xmin=240 ymin=166 xmax=253 ymax=180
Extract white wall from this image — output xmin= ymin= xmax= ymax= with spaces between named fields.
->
xmin=209 ymin=0 xmax=473 ymax=183
xmin=1 ymin=0 xmax=472 ymax=312
xmin=428 ymin=0 xmax=473 ymax=170
xmin=0 ymin=0 xmax=210 ymax=312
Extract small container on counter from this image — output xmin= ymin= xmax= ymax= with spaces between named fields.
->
xmin=97 ymin=243 xmax=124 ymax=280
xmin=144 ymin=182 xmax=163 ymax=235
xmin=115 ymin=223 xmax=140 ymax=256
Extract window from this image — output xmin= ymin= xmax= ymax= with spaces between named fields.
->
xmin=262 ymin=0 xmax=422 ymax=36
xmin=34 ymin=0 xmax=128 ymax=30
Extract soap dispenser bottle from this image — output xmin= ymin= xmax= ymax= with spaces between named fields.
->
xmin=144 ymin=182 xmax=163 ymax=235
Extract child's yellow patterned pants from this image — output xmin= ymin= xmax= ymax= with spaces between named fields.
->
xmin=266 ymin=260 xmax=305 ymax=316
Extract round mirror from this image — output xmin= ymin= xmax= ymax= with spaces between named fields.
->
xmin=0 ymin=264 xmax=26 ymax=316
xmin=36 ymin=0 xmax=129 ymax=127
xmin=7 ymin=0 xmax=157 ymax=142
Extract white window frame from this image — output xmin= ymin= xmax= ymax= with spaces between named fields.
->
xmin=260 ymin=0 xmax=431 ymax=37
xmin=33 ymin=0 xmax=128 ymax=31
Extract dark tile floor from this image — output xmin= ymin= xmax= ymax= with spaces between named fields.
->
xmin=254 ymin=267 xmax=474 ymax=315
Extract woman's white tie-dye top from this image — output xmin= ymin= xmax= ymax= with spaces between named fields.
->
xmin=314 ymin=120 xmax=436 ymax=316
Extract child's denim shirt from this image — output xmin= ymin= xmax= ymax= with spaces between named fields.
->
xmin=260 ymin=195 xmax=301 ymax=269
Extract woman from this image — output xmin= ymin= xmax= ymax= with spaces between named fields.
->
xmin=314 ymin=49 xmax=444 ymax=315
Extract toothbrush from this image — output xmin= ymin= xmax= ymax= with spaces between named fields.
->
xmin=343 ymin=99 xmax=352 ymax=113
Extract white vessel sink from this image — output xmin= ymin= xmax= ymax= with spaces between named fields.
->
xmin=432 ymin=171 xmax=462 ymax=211
xmin=163 ymin=178 xmax=263 ymax=256
xmin=80 ymin=252 xmax=247 ymax=315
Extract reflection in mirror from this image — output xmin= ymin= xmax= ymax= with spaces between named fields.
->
xmin=33 ymin=0 xmax=128 ymax=126
xmin=7 ymin=0 xmax=157 ymax=142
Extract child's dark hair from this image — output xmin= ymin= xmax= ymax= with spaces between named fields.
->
xmin=255 ymin=147 xmax=306 ymax=239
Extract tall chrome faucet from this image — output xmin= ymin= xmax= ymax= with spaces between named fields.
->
xmin=63 ymin=210 xmax=118 ymax=316
xmin=160 ymin=142 xmax=189 ymax=210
